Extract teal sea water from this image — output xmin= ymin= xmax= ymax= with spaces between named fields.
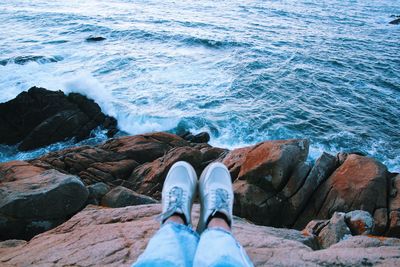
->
xmin=0 ymin=0 xmax=399 ymax=171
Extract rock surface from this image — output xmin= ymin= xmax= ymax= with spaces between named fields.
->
xmin=101 ymin=186 xmax=157 ymax=208
xmin=0 ymin=87 xmax=117 ymax=150
xmin=0 ymin=161 xmax=88 ymax=240
xmin=0 ymin=204 xmax=399 ymax=267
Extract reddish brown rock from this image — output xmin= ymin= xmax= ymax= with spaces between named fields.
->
xmin=293 ymin=154 xmax=388 ymax=230
xmin=1 ymin=204 xmax=399 ymax=267
xmin=129 ymin=146 xmax=202 ymax=198
xmin=0 ymin=161 xmax=45 ymax=182
xmin=236 ymin=139 xmax=309 ymax=191
xmin=101 ymin=132 xmax=189 ymax=163
xmin=223 ymin=145 xmax=254 ymax=181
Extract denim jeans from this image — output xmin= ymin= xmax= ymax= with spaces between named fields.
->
xmin=132 ymin=222 xmax=254 ymax=267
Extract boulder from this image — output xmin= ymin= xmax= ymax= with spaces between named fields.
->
xmin=1 ymin=204 xmax=399 ymax=266
xmin=0 ymin=87 xmax=117 ymax=151
xmin=388 ymin=174 xmax=400 ymax=237
xmin=345 ymin=210 xmax=374 ymax=235
xmin=318 ymin=212 xmax=352 ymax=249
xmin=293 ymin=154 xmax=388 ymax=229
xmin=179 ymin=131 xmax=210 ymax=143
xmin=287 ymin=152 xmax=338 ymax=228
xmin=234 ymin=139 xmax=309 ymax=191
xmin=101 ymin=186 xmax=157 ymax=208
xmin=86 ymin=182 xmax=111 ymax=205
xmin=0 ymin=161 xmax=88 ymax=240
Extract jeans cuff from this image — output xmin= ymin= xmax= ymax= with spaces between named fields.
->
xmin=162 ymin=221 xmax=200 ymax=239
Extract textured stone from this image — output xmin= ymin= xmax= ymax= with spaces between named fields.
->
xmin=345 ymin=210 xmax=374 ymax=235
xmin=236 ymin=139 xmax=309 ymax=191
xmin=294 ymin=154 xmax=388 ymax=229
xmin=0 ymin=204 xmax=399 ymax=267
xmin=0 ymin=87 xmax=117 ymax=150
xmin=101 ymin=186 xmax=157 ymax=208
xmin=318 ymin=212 xmax=351 ymax=249
xmin=129 ymin=146 xmax=202 ymax=198
xmin=0 ymin=161 xmax=88 ymax=240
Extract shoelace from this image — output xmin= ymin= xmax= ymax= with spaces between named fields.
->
xmin=157 ymin=186 xmax=186 ymax=224
xmin=210 ymin=188 xmax=230 ymax=217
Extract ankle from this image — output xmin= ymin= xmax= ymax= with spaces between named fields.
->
xmin=164 ymin=213 xmax=186 ymax=225
xmin=207 ymin=212 xmax=231 ymax=232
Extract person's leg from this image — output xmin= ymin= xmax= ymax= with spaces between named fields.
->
xmin=132 ymin=161 xmax=199 ymax=267
xmin=194 ymin=162 xmax=254 ymax=267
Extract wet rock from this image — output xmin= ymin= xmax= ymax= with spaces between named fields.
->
xmin=0 ymin=87 xmax=117 ymax=150
xmin=101 ymin=186 xmax=157 ymax=208
xmin=389 ymin=18 xmax=400 ymax=25
xmin=0 ymin=55 xmax=62 ymax=66
xmin=318 ymin=212 xmax=352 ymax=249
xmin=345 ymin=210 xmax=374 ymax=235
xmin=179 ymin=131 xmax=210 ymax=143
xmin=0 ymin=161 xmax=88 ymax=240
xmin=85 ymin=36 xmax=106 ymax=42
xmin=1 ymin=204 xmax=399 ymax=266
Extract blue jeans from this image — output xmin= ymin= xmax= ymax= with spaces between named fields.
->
xmin=133 ymin=222 xmax=254 ymax=267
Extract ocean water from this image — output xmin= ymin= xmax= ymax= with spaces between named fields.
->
xmin=0 ymin=0 xmax=399 ymax=172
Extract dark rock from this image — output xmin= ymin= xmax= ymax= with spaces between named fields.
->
xmin=0 ymin=161 xmax=88 ymax=240
xmin=101 ymin=186 xmax=157 ymax=208
xmin=87 ymin=182 xmax=111 ymax=204
xmin=0 ymin=87 xmax=117 ymax=150
xmin=85 ymin=36 xmax=106 ymax=42
xmin=389 ymin=18 xmax=400 ymax=25
xmin=179 ymin=131 xmax=210 ymax=143
xmin=286 ymin=152 xmax=338 ymax=228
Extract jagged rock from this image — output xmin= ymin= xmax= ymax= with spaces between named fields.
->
xmin=0 ymin=161 xmax=88 ymax=240
xmin=303 ymin=219 xmax=329 ymax=238
xmin=318 ymin=212 xmax=352 ymax=249
xmin=294 ymin=154 xmax=388 ymax=230
xmin=345 ymin=210 xmax=374 ymax=235
xmin=0 ymin=204 xmax=399 ymax=266
xmin=0 ymin=87 xmax=117 ymax=150
xmin=101 ymin=186 xmax=157 ymax=208
xmin=129 ymin=146 xmax=202 ymax=198
xmin=287 ymin=152 xmax=338 ymax=228
xmin=281 ymin=162 xmax=312 ymax=199
xmin=179 ymin=131 xmax=210 ymax=143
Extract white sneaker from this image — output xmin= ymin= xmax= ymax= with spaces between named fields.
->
xmin=197 ymin=162 xmax=234 ymax=233
xmin=158 ymin=161 xmax=197 ymax=226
